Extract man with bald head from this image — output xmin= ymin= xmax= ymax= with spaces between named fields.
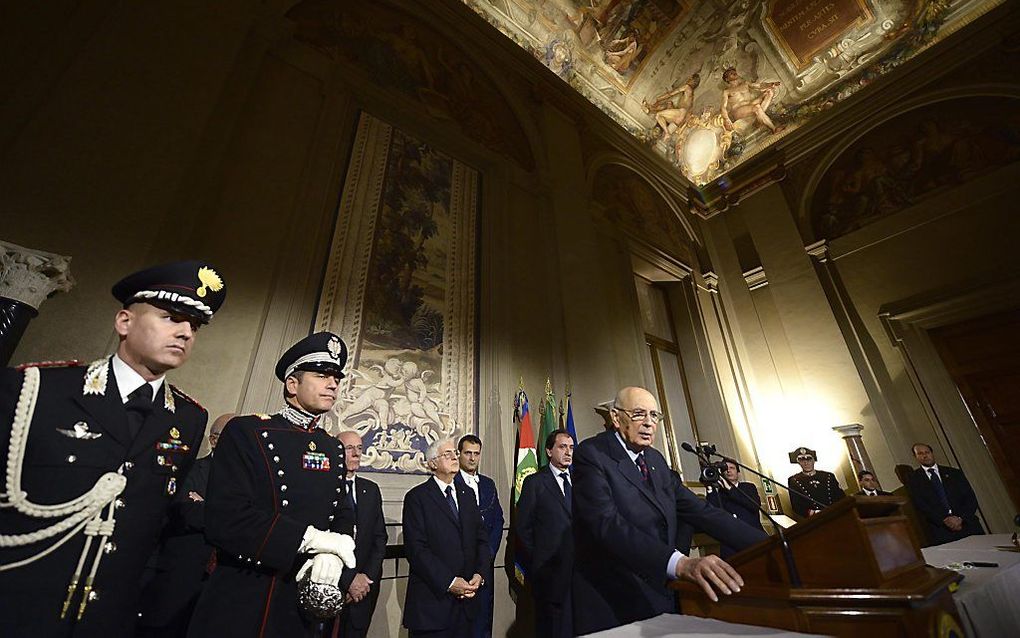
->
xmin=331 ymin=430 xmax=387 ymax=638
xmin=572 ymin=386 xmax=768 ymax=634
xmin=137 ymin=413 xmax=234 ymax=637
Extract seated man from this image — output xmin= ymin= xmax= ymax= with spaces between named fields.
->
xmin=854 ymin=470 xmax=891 ymax=497
xmin=906 ymin=443 xmax=983 ymax=546
xmin=787 ymin=447 xmax=845 ymax=519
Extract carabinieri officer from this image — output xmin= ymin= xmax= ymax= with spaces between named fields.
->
xmin=187 ymin=331 xmax=357 ymax=637
xmin=0 ymin=260 xmax=227 ymax=637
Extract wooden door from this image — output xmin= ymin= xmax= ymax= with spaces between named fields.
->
xmin=928 ymin=309 xmax=1020 ymax=511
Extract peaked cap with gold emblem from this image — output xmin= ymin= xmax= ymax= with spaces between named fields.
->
xmin=789 ymin=446 xmax=817 ymax=463
xmin=275 ymin=331 xmax=348 ymax=381
xmin=112 ymin=260 xmax=226 ymax=323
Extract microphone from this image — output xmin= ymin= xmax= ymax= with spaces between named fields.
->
xmin=681 ymin=442 xmax=802 ymax=587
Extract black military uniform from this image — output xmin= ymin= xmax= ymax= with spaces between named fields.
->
xmin=787 ymin=447 xmax=845 ymax=519
xmin=136 ymin=454 xmax=215 ymax=637
xmin=187 ymin=332 xmax=355 ymax=638
xmin=0 ymin=261 xmax=226 ymax=637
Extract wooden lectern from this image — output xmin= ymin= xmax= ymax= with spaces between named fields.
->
xmin=673 ymin=496 xmax=965 ymax=637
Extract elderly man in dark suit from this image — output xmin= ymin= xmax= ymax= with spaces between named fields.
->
xmin=907 ymin=443 xmax=984 ymax=546
xmin=402 ymin=436 xmax=492 ymax=638
xmin=516 ymin=428 xmax=574 ymax=638
xmin=332 ymin=430 xmax=387 ymax=638
xmin=572 ymin=386 xmax=768 ymax=635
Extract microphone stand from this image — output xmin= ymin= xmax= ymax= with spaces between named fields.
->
xmin=682 ymin=443 xmax=803 ymax=587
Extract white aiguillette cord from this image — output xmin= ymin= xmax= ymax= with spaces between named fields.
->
xmin=0 ymin=366 xmax=127 ymax=620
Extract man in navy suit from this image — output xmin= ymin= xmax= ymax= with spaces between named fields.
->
xmin=332 ymin=430 xmax=387 ymax=638
xmin=455 ymin=434 xmax=504 ymax=638
xmin=573 ymin=386 xmax=768 ymax=634
xmin=402 ymin=437 xmax=492 ymax=637
xmin=516 ymin=429 xmax=574 ymax=638
xmin=907 ymin=443 xmax=984 ymax=546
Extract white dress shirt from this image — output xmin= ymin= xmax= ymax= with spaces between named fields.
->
xmin=459 ymin=470 xmax=481 ymax=505
xmin=550 ymin=465 xmax=571 ymax=496
xmin=111 ymin=354 xmax=164 ymax=404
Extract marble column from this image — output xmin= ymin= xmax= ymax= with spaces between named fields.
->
xmin=0 ymin=241 xmax=74 ymax=366
xmin=832 ymin=423 xmax=877 ymax=490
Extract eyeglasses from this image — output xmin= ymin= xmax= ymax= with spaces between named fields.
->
xmin=437 ymin=450 xmax=460 ymax=460
xmin=613 ymin=406 xmax=663 ymax=424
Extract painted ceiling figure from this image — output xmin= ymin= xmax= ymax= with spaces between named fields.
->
xmin=642 ymin=73 xmax=701 ymax=138
xmin=720 ymin=67 xmax=782 ymax=134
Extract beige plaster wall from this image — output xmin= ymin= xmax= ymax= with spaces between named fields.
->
xmin=703 ymin=160 xmax=1019 ymax=532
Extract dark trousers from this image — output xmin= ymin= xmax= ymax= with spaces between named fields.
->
xmin=471 ymin=577 xmax=494 ymax=638
xmin=409 ymin=606 xmax=471 ymax=638
xmin=534 ymin=595 xmax=572 ymax=638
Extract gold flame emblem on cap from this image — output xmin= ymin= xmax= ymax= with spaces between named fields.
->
xmin=196 ymin=266 xmax=224 ymax=298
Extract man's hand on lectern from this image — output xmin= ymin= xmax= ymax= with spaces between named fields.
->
xmin=675 ymin=555 xmax=744 ymax=603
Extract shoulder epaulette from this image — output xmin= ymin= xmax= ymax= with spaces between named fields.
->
xmin=169 ymin=384 xmax=205 ymax=411
xmin=255 ymin=413 xmax=272 ymax=420
xmin=16 ymin=359 xmax=83 ymax=371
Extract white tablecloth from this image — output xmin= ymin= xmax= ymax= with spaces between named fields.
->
xmin=581 ymin=613 xmax=826 ymax=637
xmin=922 ymin=533 xmax=1020 ymax=638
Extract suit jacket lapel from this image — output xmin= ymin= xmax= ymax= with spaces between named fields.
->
xmin=426 ymin=479 xmax=460 ymax=527
xmin=71 ymin=366 xmax=132 ymax=449
xmin=606 ymin=434 xmax=669 ymax=521
xmin=544 ymin=469 xmax=570 ymax=516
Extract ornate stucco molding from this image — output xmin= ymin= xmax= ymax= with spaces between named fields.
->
xmin=0 ymin=240 xmax=74 ymax=309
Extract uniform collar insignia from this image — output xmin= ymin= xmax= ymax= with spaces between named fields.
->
xmin=163 ymin=382 xmax=175 ymax=413
xmin=277 ymin=404 xmax=317 ymax=428
xmin=82 ymin=358 xmax=110 ymax=396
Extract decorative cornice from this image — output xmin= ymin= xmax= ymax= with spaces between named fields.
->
xmin=700 ymin=271 xmax=720 ymax=293
xmin=743 ymin=267 xmax=769 ymax=291
xmin=0 ymin=240 xmax=74 ymax=309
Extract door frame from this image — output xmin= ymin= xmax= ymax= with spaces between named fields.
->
xmin=880 ymin=276 xmax=1020 ymax=533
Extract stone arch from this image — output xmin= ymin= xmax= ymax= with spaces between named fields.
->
xmin=283 ymin=0 xmax=541 ymax=173
xmin=798 ymin=87 xmax=1020 ymax=241
xmin=587 ymin=154 xmax=700 ymax=268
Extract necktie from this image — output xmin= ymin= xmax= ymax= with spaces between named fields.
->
xmin=445 ymin=485 xmax=459 ymax=518
xmin=635 ymin=453 xmax=650 ymax=484
xmin=560 ymin=472 xmax=572 ymax=512
xmin=927 ymin=468 xmax=951 ymax=513
xmin=125 ymin=384 xmax=154 ymax=439
xmin=347 ymin=479 xmax=357 ymax=515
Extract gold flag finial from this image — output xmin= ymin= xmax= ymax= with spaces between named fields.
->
xmin=544 ymin=377 xmax=552 ymax=395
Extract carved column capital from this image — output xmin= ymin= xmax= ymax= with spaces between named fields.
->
xmin=0 ymin=240 xmax=75 ymax=309
xmin=805 ymin=239 xmax=830 ymax=263
xmin=832 ymin=423 xmax=864 ymax=438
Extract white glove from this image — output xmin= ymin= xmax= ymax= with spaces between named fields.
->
xmin=301 ymin=526 xmax=357 ymax=569
xmin=296 ymin=553 xmax=343 ymax=585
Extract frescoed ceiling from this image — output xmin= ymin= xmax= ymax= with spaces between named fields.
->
xmin=463 ymin=0 xmax=1005 ymax=185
